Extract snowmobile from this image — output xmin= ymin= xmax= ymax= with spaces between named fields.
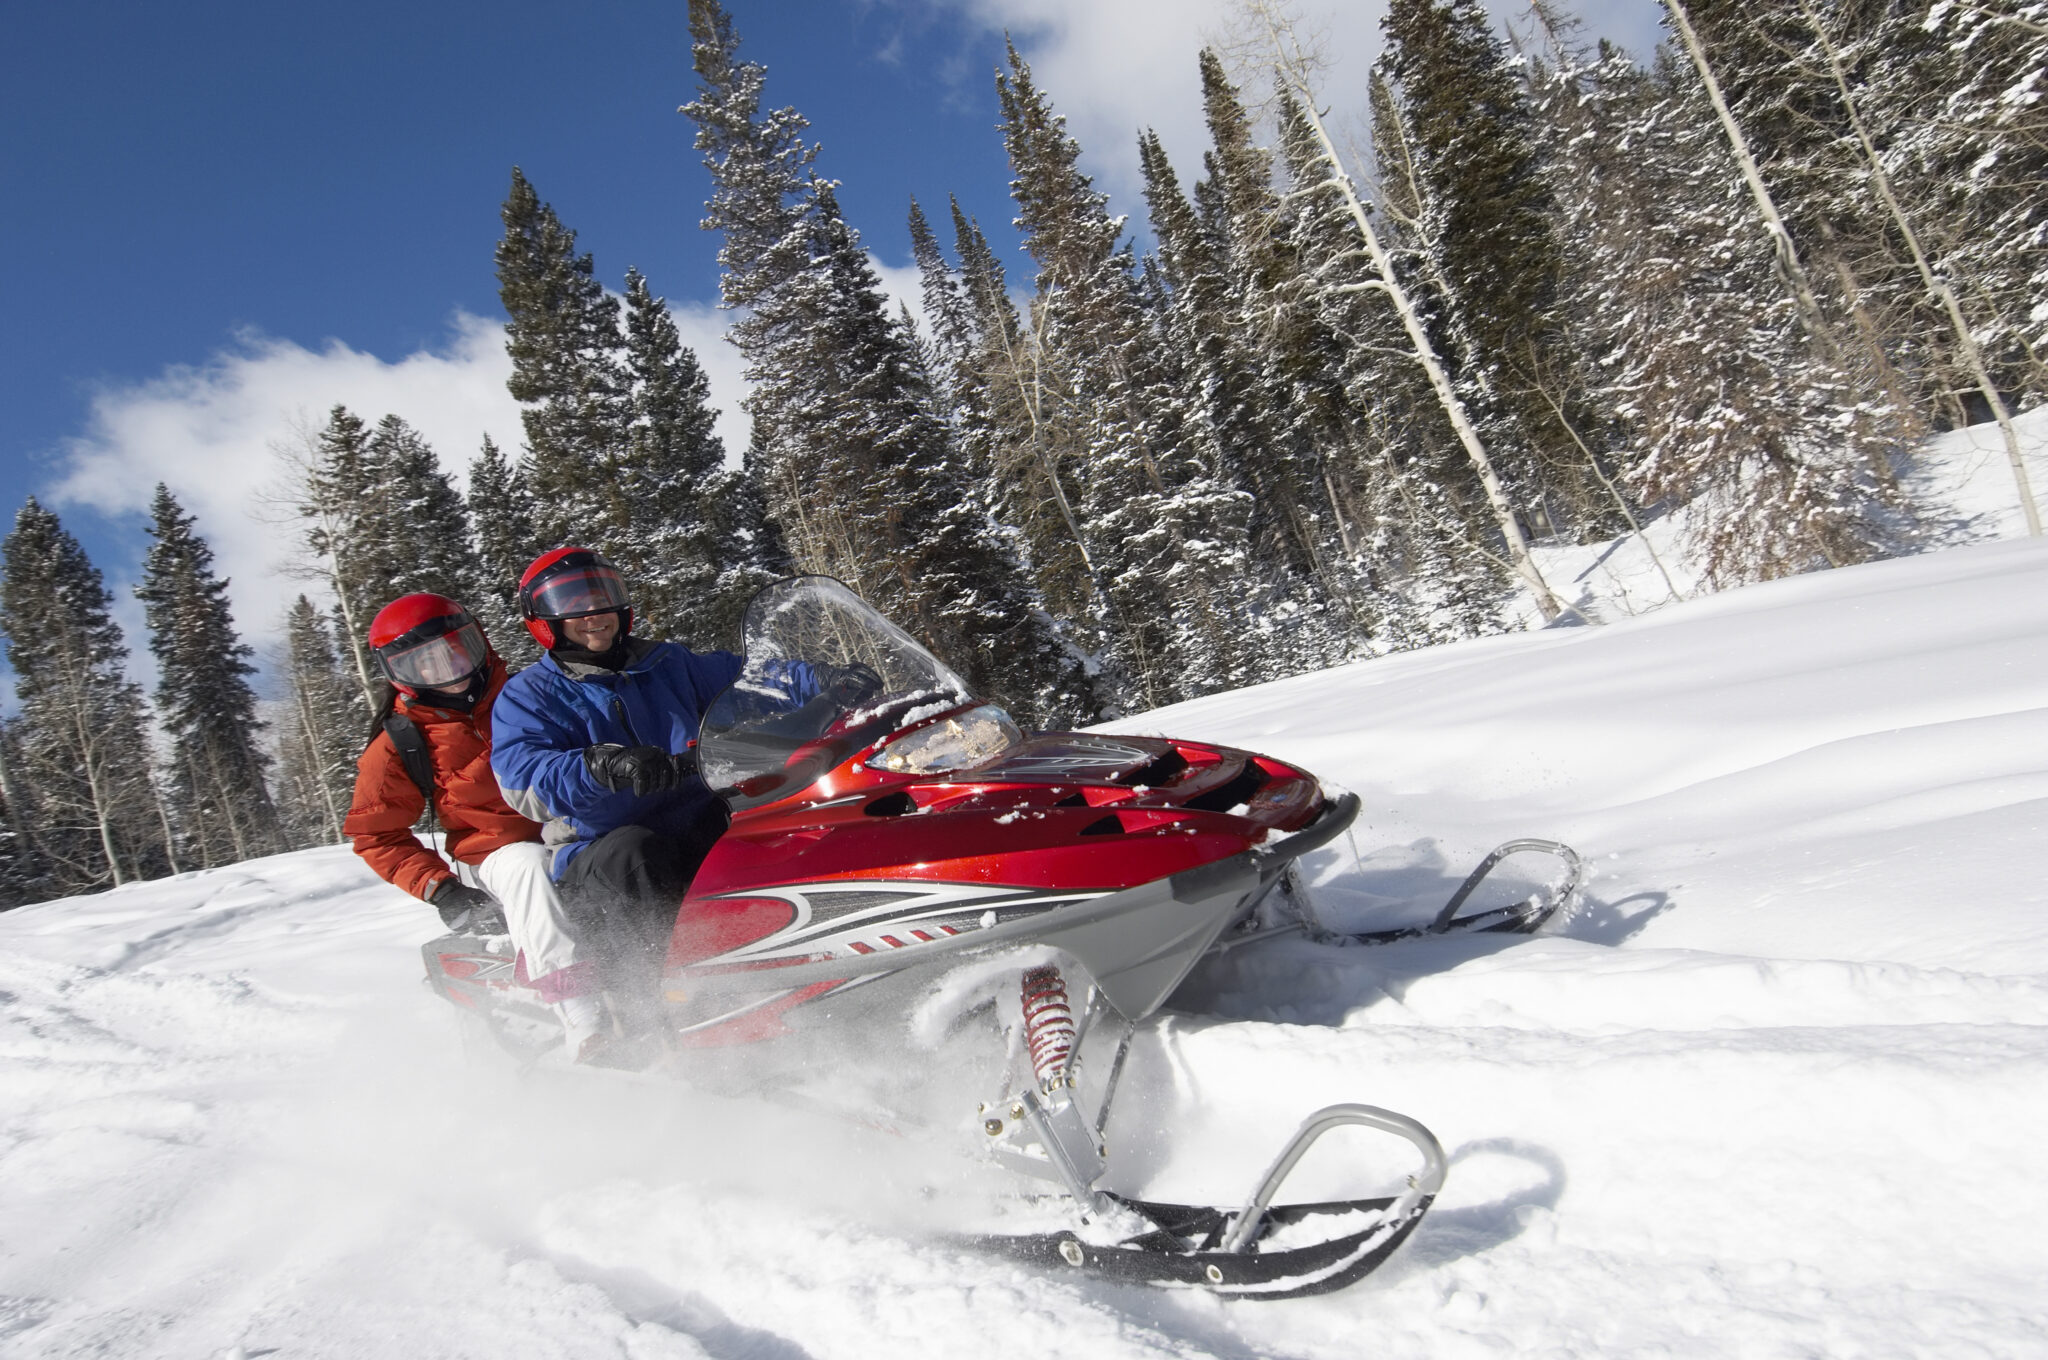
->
xmin=423 ymin=575 xmax=1581 ymax=1299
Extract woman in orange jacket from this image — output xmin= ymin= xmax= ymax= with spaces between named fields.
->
xmin=344 ymin=592 xmax=603 ymax=1058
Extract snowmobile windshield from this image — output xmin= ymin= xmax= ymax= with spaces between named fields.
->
xmin=699 ymin=576 xmax=1017 ymax=809
xmin=378 ymin=619 xmax=488 ymax=691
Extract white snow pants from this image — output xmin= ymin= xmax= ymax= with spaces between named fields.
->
xmin=461 ymin=841 xmax=581 ymax=982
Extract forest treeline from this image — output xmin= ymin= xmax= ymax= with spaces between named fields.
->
xmin=2 ymin=0 xmax=2041 ymax=904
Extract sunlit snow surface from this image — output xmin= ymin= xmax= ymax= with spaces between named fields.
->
xmin=7 ymin=457 xmax=2048 ymax=1354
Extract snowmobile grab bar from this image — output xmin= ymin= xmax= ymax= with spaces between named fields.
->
xmin=1218 ymin=1103 xmax=1448 ymax=1256
xmin=1430 ymin=837 xmax=1582 ymax=934
xmin=1253 ymin=792 xmax=1362 ymax=869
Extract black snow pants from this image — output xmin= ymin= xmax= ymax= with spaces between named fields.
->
xmin=559 ymin=810 xmax=727 ymax=1025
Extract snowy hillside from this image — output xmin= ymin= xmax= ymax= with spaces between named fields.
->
xmin=5 ymin=529 xmax=2048 ymax=1357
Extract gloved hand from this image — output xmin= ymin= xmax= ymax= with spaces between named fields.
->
xmin=824 ymin=662 xmax=883 ymax=708
xmin=431 ymin=880 xmax=506 ymax=935
xmin=585 ymin=743 xmax=695 ymax=795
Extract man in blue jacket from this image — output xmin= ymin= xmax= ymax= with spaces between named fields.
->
xmin=489 ymin=547 xmax=745 ymax=1022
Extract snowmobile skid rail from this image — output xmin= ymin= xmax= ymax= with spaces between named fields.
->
xmin=974 ymin=1103 xmax=1446 ymax=1299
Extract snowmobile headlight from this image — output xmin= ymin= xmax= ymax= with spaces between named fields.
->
xmin=868 ymin=704 xmax=1023 ymax=775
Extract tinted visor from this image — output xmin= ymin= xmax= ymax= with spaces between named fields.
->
xmin=379 ymin=620 xmax=489 ymax=690
xmin=529 ymin=562 xmax=630 ymax=621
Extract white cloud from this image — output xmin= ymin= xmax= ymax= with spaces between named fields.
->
xmin=925 ymin=0 xmax=1667 ymax=215
xmin=869 ymin=255 xmax=932 ymax=339
xmin=45 ymin=306 xmax=751 ymax=681
xmin=929 ymin=0 xmax=1386 ymax=211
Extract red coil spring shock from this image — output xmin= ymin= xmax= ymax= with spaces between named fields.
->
xmin=1020 ymin=965 xmax=1075 ymax=1092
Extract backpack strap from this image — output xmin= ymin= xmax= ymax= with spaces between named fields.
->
xmin=381 ymin=712 xmax=440 ymax=825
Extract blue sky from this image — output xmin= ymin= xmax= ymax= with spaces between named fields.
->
xmin=0 ymin=0 xmax=1665 ymax=692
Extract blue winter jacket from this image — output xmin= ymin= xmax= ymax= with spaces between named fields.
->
xmin=490 ymin=638 xmax=745 ymax=879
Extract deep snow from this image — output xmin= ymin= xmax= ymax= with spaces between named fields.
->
xmin=4 ymin=427 xmax=2048 ymax=1357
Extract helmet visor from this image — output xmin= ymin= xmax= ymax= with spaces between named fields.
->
xmin=529 ymin=562 xmax=630 ymax=621
xmin=379 ymin=620 xmax=489 ymax=690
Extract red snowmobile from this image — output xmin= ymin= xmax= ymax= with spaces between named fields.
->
xmin=424 ymin=575 xmax=1580 ymax=1299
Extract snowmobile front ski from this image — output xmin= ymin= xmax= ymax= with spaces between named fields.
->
xmin=1222 ymin=836 xmax=1584 ymax=953
xmin=969 ymin=1103 xmax=1445 ymax=1299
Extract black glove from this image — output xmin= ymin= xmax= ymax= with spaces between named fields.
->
xmin=431 ymin=880 xmax=506 ymax=935
xmin=824 ymin=662 xmax=883 ymax=707
xmin=585 ymin=743 xmax=694 ymax=796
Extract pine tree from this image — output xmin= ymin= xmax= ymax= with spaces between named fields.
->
xmin=496 ymin=166 xmax=630 ymax=549
xmin=0 ymin=720 xmax=54 ymax=907
xmin=0 ymin=499 xmax=169 ymax=893
xmin=367 ymin=415 xmax=483 ymax=604
xmin=1546 ymin=32 xmax=1902 ymax=584
xmin=292 ymin=405 xmax=486 ymax=699
xmin=136 ymin=485 xmax=282 ymax=868
xmin=617 ymin=266 xmax=762 ymax=642
xmin=939 ymin=200 xmax=1106 ymax=644
xmin=1137 ymin=94 xmax=1351 ymax=671
xmin=996 ymin=42 xmax=1267 ymax=706
xmin=1914 ymin=0 xmax=2048 ymax=411
xmin=466 ymin=434 xmax=542 ymax=667
xmin=271 ymin=596 xmax=361 ymax=847
xmin=1374 ymin=0 xmax=1616 ymax=538
xmin=684 ymin=0 xmax=1096 ymax=723
xmin=297 ymin=405 xmax=383 ymax=705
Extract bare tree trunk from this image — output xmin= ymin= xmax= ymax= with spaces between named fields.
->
xmin=1247 ymin=3 xmax=1563 ymax=620
xmin=1798 ymin=0 xmax=2041 ymax=535
xmin=202 ymin=735 xmax=251 ymax=862
xmin=151 ymin=772 xmax=182 ymax=876
xmin=70 ymin=695 xmax=126 ymax=887
xmin=1661 ymin=0 xmax=1842 ymax=357
xmin=289 ymin=671 xmax=346 ymax=844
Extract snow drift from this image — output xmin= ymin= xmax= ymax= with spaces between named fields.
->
xmin=3 ymin=528 xmax=2046 ymax=1357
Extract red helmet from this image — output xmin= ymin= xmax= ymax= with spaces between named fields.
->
xmin=368 ymin=593 xmax=491 ymax=698
xmin=518 ymin=547 xmax=633 ymax=650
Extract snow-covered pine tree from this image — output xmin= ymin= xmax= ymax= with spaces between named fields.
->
xmin=938 ymin=200 xmax=1109 ymax=652
xmin=496 ymin=167 xmax=630 ymax=551
xmin=0 ymin=720 xmax=55 ymax=907
xmin=271 ymin=595 xmax=361 ymax=847
xmin=135 ymin=485 xmax=282 ymax=869
xmin=1517 ymin=23 xmax=1684 ymax=603
xmin=292 ymin=406 xmax=488 ymax=699
xmin=1137 ymin=99 xmax=1351 ymax=672
xmin=683 ymin=0 xmax=1095 ymax=723
xmin=693 ymin=421 xmax=790 ymax=651
xmin=1789 ymin=0 xmax=2045 ymax=530
xmin=1374 ymin=0 xmax=1615 ymax=539
xmin=297 ymin=405 xmax=383 ymax=706
xmin=996 ymin=43 xmax=1266 ymax=707
xmin=1258 ymin=70 xmax=1531 ymax=636
xmin=0 ymin=499 xmax=169 ymax=893
xmin=466 ymin=435 xmax=541 ymax=667
xmin=1551 ymin=31 xmax=1901 ymax=584
xmin=1650 ymin=0 xmax=1908 ymax=483
xmin=907 ymin=199 xmax=977 ymax=420
xmin=1911 ymin=0 xmax=2048 ymax=413
xmin=366 ymin=415 xmax=483 ymax=606
xmin=618 ymin=267 xmax=773 ymax=644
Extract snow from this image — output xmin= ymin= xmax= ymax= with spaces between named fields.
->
xmin=7 ymin=456 xmax=2048 ymax=1355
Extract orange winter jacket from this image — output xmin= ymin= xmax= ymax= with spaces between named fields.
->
xmin=344 ymin=657 xmax=543 ymax=901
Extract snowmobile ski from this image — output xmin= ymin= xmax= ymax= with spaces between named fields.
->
xmin=969 ymin=1103 xmax=1446 ymax=1299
